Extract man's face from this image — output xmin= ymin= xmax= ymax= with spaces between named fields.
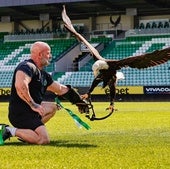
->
xmin=40 ymin=48 xmax=52 ymax=67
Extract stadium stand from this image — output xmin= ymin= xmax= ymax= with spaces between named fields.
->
xmin=0 ymin=32 xmax=170 ymax=88
xmin=0 ymin=8 xmax=170 ymax=90
xmin=0 ymin=38 xmax=77 ymax=87
xmin=90 ymin=37 xmax=112 ymax=47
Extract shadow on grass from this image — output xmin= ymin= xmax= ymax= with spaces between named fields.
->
xmin=50 ymin=140 xmax=97 ymax=148
xmin=4 ymin=140 xmax=97 ymax=148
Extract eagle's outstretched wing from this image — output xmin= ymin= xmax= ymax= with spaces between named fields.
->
xmin=107 ymin=47 xmax=170 ymax=70
xmin=62 ymin=6 xmax=170 ymax=70
xmin=62 ymin=5 xmax=104 ymax=61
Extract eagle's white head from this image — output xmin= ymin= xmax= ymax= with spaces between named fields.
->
xmin=92 ymin=60 xmax=109 ymax=77
xmin=92 ymin=60 xmax=125 ymax=80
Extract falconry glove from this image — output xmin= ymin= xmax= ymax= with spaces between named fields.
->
xmin=61 ymin=85 xmax=89 ymax=114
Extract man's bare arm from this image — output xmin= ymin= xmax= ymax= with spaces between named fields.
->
xmin=47 ymin=81 xmax=69 ymax=95
xmin=15 ymin=71 xmax=43 ymax=114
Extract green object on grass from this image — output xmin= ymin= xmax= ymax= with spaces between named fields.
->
xmin=55 ymin=97 xmax=91 ymax=130
xmin=0 ymin=125 xmax=4 ymax=145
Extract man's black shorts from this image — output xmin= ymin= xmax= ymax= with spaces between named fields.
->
xmin=8 ymin=104 xmax=44 ymax=130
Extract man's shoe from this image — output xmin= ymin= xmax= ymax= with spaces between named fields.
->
xmin=1 ymin=124 xmax=12 ymax=141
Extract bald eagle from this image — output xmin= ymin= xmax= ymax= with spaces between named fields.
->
xmin=62 ymin=5 xmax=170 ymax=112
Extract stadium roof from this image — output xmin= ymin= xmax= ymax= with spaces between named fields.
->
xmin=0 ymin=0 xmax=170 ymax=21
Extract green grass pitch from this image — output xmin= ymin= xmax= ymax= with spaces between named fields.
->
xmin=0 ymin=102 xmax=170 ymax=169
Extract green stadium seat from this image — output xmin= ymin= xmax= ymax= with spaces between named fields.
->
xmin=0 ymin=38 xmax=77 ymax=87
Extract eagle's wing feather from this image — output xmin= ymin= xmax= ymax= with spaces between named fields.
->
xmin=107 ymin=47 xmax=170 ymax=69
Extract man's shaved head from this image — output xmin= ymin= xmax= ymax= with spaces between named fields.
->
xmin=30 ymin=41 xmax=50 ymax=56
xmin=30 ymin=41 xmax=52 ymax=69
